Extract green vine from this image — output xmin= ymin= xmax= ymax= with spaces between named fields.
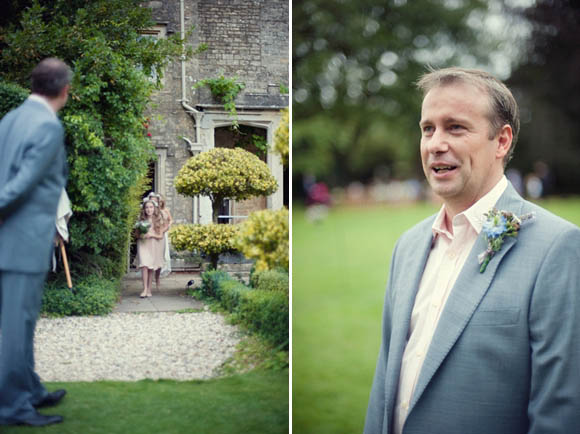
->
xmin=234 ymin=132 xmax=269 ymax=158
xmin=252 ymin=134 xmax=269 ymax=156
xmin=194 ymin=75 xmax=245 ymax=129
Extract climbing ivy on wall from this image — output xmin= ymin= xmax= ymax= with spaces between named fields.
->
xmin=194 ymin=75 xmax=245 ymax=129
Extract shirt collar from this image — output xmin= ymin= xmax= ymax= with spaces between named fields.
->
xmin=432 ymin=175 xmax=508 ymax=238
xmin=28 ymin=94 xmax=57 ymax=118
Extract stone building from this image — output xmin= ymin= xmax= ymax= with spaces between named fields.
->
xmin=143 ymin=0 xmax=289 ymax=232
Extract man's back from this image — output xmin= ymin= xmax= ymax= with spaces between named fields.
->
xmin=0 ymin=98 xmax=67 ymax=273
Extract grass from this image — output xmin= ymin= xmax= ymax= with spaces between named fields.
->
xmin=3 ymin=370 xmax=288 ymax=434
xmin=292 ymin=198 xmax=580 ymax=434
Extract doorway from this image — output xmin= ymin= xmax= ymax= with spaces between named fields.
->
xmin=214 ymin=125 xmax=268 ymax=223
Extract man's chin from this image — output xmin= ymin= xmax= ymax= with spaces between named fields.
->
xmin=430 ymin=187 xmax=465 ymax=205
xmin=428 ymin=179 xmax=459 ymax=198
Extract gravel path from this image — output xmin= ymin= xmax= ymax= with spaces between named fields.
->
xmin=33 ymin=312 xmax=241 ymax=382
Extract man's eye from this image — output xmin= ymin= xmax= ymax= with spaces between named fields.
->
xmin=422 ymin=126 xmax=433 ymax=134
xmin=449 ymin=124 xmax=464 ymax=131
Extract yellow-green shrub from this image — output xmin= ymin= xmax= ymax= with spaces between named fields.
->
xmin=273 ymin=108 xmax=288 ymax=166
xmin=174 ymin=147 xmax=278 ymax=222
xmin=170 ymin=223 xmax=239 ymax=269
xmin=235 ymin=208 xmax=289 ymax=272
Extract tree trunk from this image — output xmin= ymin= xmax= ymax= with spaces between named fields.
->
xmin=209 ymin=253 xmax=219 ymax=270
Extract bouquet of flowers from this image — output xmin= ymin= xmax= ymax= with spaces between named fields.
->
xmin=134 ymin=220 xmax=151 ymax=236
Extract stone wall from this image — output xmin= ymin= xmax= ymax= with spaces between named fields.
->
xmin=143 ymin=0 xmax=288 ymax=227
xmin=196 ymin=0 xmax=289 ymax=93
xmin=134 ymin=0 xmax=288 ymax=269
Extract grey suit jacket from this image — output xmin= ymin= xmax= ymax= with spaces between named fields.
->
xmin=0 ymin=98 xmax=67 ymax=273
xmin=365 ymin=183 xmax=580 ymax=434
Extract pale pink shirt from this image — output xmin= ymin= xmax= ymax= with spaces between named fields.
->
xmin=393 ymin=176 xmax=508 ymax=434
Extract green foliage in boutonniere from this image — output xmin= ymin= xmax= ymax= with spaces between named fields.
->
xmin=478 ymin=208 xmax=535 ymax=273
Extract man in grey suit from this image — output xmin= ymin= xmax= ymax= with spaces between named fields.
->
xmin=0 ymin=58 xmax=72 ymax=426
xmin=364 ymin=68 xmax=580 ymax=434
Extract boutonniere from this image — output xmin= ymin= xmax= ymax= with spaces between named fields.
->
xmin=478 ymin=208 xmax=535 ymax=273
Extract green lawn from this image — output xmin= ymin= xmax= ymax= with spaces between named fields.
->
xmin=4 ymin=370 xmax=288 ymax=434
xmin=292 ymin=198 xmax=580 ymax=434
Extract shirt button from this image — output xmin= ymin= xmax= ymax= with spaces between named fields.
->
xmin=402 ymin=402 xmax=409 ymax=410
xmin=448 ymin=251 xmax=456 ymax=258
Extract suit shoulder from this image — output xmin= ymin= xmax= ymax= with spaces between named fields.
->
xmin=521 ymin=199 xmax=580 ymax=233
xmin=516 ymin=200 xmax=580 ymax=259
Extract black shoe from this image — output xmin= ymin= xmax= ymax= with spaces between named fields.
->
xmin=12 ymin=412 xmax=63 ymax=427
xmin=34 ymin=389 xmax=67 ymax=408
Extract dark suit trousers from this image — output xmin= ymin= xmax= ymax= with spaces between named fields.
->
xmin=0 ymin=270 xmax=48 ymax=423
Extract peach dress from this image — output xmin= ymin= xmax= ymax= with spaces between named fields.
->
xmin=136 ymin=223 xmax=164 ymax=270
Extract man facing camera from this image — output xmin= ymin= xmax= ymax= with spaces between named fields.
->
xmin=0 ymin=58 xmax=72 ymax=427
xmin=364 ymin=67 xmax=580 ymax=434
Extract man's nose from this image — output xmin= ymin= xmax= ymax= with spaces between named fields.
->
xmin=425 ymin=130 xmax=449 ymax=154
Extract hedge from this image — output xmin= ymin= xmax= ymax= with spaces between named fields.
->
xmin=199 ymin=270 xmax=289 ymax=348
xmin=250 ymin=269 xmax=289 ymax=292
xmin=238 ymin=289 xmax=289 ymax=349
xmin=0 ymin=80 xmax=28 ymax=120
xmin=220 ymin=279 xmax=251 ymax=312
xmin=41 ymin=275 xmax=120 ymax=317
xmin=200 ymin=269 xmax=233 ymax=299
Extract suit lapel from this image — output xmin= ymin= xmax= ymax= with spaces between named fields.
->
xmin=383 ymin=225 xmax=434 ymax=430
xmin=409 ymin=183 xmax=525 ymax=412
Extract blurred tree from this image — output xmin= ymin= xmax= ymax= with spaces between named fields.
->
xmin=507 ymin=0 xmax=580 ymax=195
xmin=293 ymin=0 xmax=509 ymax=192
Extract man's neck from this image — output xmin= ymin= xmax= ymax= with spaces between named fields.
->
xmin=30 ymin=93 xmax=65 ymax=113
xmin=29 ymin=93 xmax=58 ymax=114
xmin=443 ymin=173 xmax=507 ymax=228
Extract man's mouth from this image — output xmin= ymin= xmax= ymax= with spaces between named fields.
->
xmin=432 ymin=165 xmax=457 ymax=174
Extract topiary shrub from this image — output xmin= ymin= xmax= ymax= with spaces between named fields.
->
xmin=238 ymin=289 xmax=289 ymax=349
xmin=41 ymin=275 xmax=119 ymax=317
xmin=0 ymin=80 xmax=28 ymax=119
xmin=174 ymin=147 xmax=278 ymax=223
xmin=235 ymin=208 xmax=289 ymax=272
xmin=170 ymin=223 xmax=240 ymax=270
xmin=250 ymin=269 xmax=289 ymax=292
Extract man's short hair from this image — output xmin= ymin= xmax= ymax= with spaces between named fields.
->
xmin=416 ymin=67 xmax=520 ymax=166
xmin=30 ymin=58 xmax=72 ymax=98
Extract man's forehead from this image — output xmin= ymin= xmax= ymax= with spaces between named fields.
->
xmin=419 ymin=114 xmax=472 ymax=125
xmin=420 ymin=83 xmax=491 ymax=118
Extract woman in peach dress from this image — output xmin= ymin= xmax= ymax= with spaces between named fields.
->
xmin=135 ymin=199 xmax=165 ymax=297
xmin=147 ymin=193 xmax=173 ymax=289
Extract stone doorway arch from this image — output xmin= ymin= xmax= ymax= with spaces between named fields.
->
xmin=214 ymin=124 xmax=268 ymax=224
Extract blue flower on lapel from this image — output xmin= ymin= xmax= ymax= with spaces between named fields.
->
xmin=478 ymin=208 xmax=535 ymax=273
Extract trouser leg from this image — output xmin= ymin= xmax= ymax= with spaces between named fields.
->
xmin=0 ymin=270 xmax=47 ymax=423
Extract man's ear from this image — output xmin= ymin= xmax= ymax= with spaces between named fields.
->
xmin=60 ymin=84 xmax=70 ymax=99
xmin=496 ymin=124 xmax=512 ymax=160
